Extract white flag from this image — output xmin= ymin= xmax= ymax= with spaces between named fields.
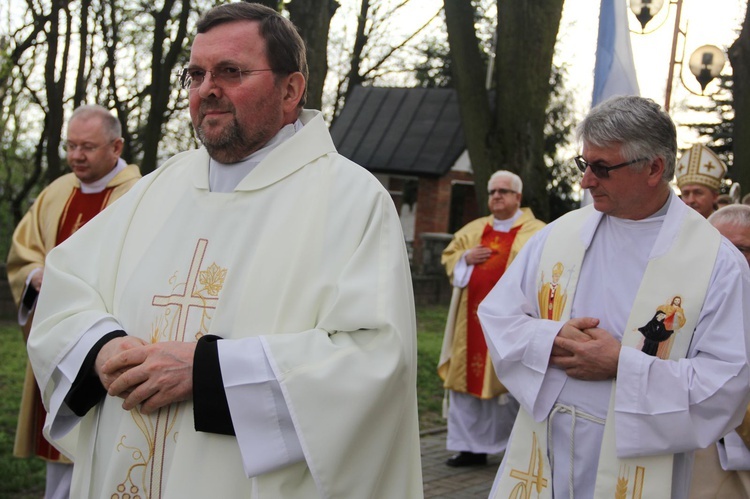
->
xmin=592 ymin=0 xmax=640 ymax=105
xmin=583 ymin=0 xmax=641 ymax=206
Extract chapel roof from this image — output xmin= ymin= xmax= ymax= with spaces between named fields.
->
xmin=330 ymin=85 xmax=465 ymax=177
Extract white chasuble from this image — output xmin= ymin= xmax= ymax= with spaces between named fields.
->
xmin=28 ymin=110 xmax=423 ymax=498
xmin=479 ymin=195 xmax=750 ymax=499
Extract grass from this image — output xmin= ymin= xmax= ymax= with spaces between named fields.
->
xmin=0 ymin=304 xmax=449 ymax=496
xmin=0 ymin=322 xmax=45 ymax=498
xmin=415 ymin=304 xmax=449 ymax=431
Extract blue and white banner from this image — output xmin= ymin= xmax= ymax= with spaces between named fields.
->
xmin=592 ymin=0 xmax=640 ymax=106
xmin=583 ymin=0 xmax=641 ymax=206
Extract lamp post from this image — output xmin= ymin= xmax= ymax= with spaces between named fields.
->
xmin=629 ymin=0 xmax=725 ymax=111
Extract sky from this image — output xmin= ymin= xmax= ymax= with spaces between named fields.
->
xmin=373 ymin=0 xmax=748 ymax=147
xmin=558 ymin=0 xmax=747 ymax=146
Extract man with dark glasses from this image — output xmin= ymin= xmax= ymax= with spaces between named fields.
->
xmin=478 ymin=95 xmax=750 ymax=498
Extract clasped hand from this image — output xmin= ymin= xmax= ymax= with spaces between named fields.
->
xmin=465 ymin=245 xmax=493 ymax=265
xmin=94 ymin=337 xmax=197 ymax=414
xmin=549 ymin=317 xmax=621 ymax=381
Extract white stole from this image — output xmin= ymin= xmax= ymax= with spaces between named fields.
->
xmin=494 ymin=204 xmax=720 ymax=498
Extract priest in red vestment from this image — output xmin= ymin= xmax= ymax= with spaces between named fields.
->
xmin=6 ymin=104 xmax=140 ymax=499
xmin=438 ymin=170 xmax=545 ymax=467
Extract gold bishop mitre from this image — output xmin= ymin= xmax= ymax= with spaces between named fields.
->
xmin=675 ymin=144 xmax=727 ymax=192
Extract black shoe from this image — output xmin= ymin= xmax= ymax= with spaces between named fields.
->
xmin=445 ymin=451 xmax=487 ymax=467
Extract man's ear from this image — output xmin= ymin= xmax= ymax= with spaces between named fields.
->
xmin=112 ymin=137 xmax=124 ymax=157
xmin=282 ymin=72 xmax=306 ymax=112
xmin=647 ymin=156 xmax=666 ymax=186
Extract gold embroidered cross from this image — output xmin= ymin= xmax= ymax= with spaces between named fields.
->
xmin=509 ymin=431 xmax=548 ymax=498
xmin=144 ymin=238 xmax=225 ymax=497
xmin=152 ymin=238 xmax=220 ymax=341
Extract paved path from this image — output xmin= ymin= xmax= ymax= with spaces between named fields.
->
xmin=420 ymin=428 xmax=501 ymax=498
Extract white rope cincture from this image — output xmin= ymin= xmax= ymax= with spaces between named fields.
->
xmin=547 ymin=403 xmax=606 ymax=499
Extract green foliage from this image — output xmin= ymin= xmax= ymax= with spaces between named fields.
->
xmin=0 ymin=323 xmax=45 ymax=496
xmin=413 ymin=30 xmax=579 ymax=221
xmin=414 ymin=37 xmax=453 ymax=89
xmin=545 ymin=62 xmax=580 ymax=220
xmin=682 ymin=73 xmax=735 ymax=191
xmin=416 ymin=304 xmax=448 ymax=430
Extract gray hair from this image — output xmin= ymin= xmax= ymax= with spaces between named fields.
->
xmin=708 ymin=204 xmax=750 ymax=229
xmin=196 ymin=2 xmax=308 ymax=108
xmin=69 ymin=105 xmax=122 ymax=141
xmin=488 ymin=170 xmax=522 ymax=193
xmin=576 ymin=96 xmax=676 ymax=181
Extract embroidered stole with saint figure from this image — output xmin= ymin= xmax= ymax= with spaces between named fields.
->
xmin=465 ymin=224 xmax=520 ymax=396
xmin=493 ymin=204 xmax=720 ymax=499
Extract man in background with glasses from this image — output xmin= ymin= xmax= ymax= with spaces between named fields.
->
xmin=438 ymin=170 xmax=544 ymax=468
xmin=479 ymin=95 xmax=750 ymax=498
xmin=26 ymin=3 xmax=422 ymax=498
xmin=6 ymin=104 xmax=140 ymax=499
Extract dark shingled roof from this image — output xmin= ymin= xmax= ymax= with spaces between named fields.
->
xmin=330 ymin=85 xmax=466 ymax=177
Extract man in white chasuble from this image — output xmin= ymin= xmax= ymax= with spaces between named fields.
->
xmin=438 ymin=170 xmax=544 ymax=467
xmin=478 ymin=95 xmax=750 ymax=499
xmin=688 ymin=204 xmax=750 ymax=498
xmin=7 ymin=104 xmax=141 ymax=499
xmin=26 ymin=3 xmax=422 ymax=498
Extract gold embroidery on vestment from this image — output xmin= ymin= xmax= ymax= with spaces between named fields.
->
xmin=508 ymin=431 xmax=548 ymax=498
xmin=112 ymin=239 xmax=228 ymax=498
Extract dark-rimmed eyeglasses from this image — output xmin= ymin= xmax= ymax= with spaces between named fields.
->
xmin=574 ymin=156 xmax=648 ymax=179
xmin=488 ymin=188 xmax=517 ymax=196
xmin=179 ymin=66 xmax=274 ymax=90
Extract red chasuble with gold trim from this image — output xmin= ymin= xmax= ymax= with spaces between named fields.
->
xmin=56 ymin=187 xmax=114 ymax=244
xmin=34 ymin=187 xmax=114 ymax=460
xmin=465 ymin=224 xmax=520 ymax=396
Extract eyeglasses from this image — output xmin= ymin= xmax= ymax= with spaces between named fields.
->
xmin=179 ymin=66 xmax=274 ymax=90
xmin=574 ymin=156 xmax=648 ymax=179
xmin=63 ymin=140 xmax=114 ymax=153
xmin=488 ymin=188 xmax=517 ymax=196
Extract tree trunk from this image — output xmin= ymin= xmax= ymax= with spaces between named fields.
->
xmin=287 ymin=0 xmax=340 ymax=111
xmin=443 ymin=0 xmax=564 ymax=221
xmin=139 ymin=0 xmax=192 ymax=175
xmin=342 ymin=0 xmax=370 ymax=104
xmin=729 ymin=8 xmax=750 ymax=196
xmin=495 ymin=0 xmax=564 ymax=221
xmin=443 ymin=0 xmax=494 ymax=213
xmin=44 ymin=0 xmax=71 ymax=184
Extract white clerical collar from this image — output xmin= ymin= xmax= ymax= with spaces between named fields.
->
xmin=607 ymin=193 xmax=672 ymax=229
xmin=79 ymin=158 xmax=127 ymax=194
xmin=209 ymin=119 xmax=304 ymax=193
xmin=493 ymin=209 xmax=523 ymax=232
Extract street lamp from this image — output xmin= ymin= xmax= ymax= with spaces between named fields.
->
xmin=687 ymin=45 xmax=726 ymax=93
xmin=637 ymin=0 xmax=726 ymax=110
xmin=630 ymin=0 xmax=666 ymax=31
